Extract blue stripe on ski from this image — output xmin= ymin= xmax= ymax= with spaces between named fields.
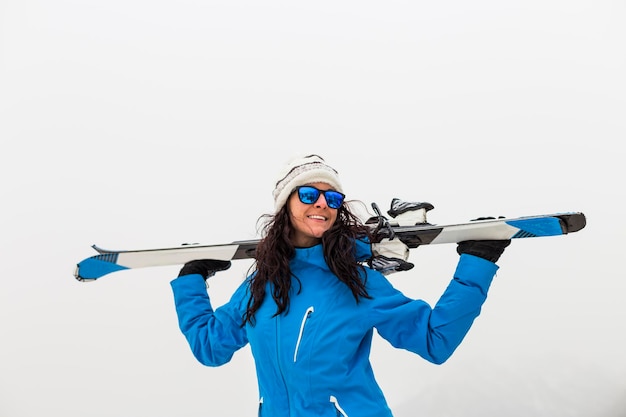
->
xmin=77 ymin=254 xmax=129 ymax=280
xmin=506 ymin=217 xmax=563 ymax=238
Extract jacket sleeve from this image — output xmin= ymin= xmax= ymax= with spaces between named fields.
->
xmin=372 ymin=253 xmax=499 ymax=364
xmin=170 ymin=274 xmax=249 ymax=366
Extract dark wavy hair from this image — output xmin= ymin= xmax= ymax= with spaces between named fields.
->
xmin=242 ymin=201 xmax=372 ymax=326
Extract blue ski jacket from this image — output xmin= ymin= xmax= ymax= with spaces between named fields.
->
xmin=171 ymin=239 xmax=498 ymax=417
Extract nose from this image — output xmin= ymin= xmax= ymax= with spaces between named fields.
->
xmin=314 ymin=193 xmax=328 ymax=208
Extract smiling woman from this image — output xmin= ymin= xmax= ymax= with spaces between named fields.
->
xmin=272 ymin=155 xmax=346 ymax=247
xmin=288 ymin=183 xmax=341 ymax=247
xmin=170 ymin=153 xmax=512 ymax=416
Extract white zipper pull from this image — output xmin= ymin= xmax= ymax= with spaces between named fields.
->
xmin=293 ymin=306 xmax=314 ymax=362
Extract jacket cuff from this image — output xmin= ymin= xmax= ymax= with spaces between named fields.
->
xmin=454 ymin=253 xmax=500 ymax=289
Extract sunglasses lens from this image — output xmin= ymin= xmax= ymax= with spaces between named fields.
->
xmin=297 ymin=186 xmax=345 ymax=209
xmin=324 ymin=191 xmax=344 ymax=209
xmin=298 ymin=186 xmax=320 ymax=204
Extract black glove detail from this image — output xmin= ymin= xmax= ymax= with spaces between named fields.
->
xmin=456 ymin=216 xmax=511 ymax=263
xmin=457 ymin=240 xmax=511 ymax=263
xmin=178 ymin=259 xmax=232 ymax=280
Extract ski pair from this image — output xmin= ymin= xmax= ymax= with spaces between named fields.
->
xmin=74 ymin=199 xmax=586 ymax=282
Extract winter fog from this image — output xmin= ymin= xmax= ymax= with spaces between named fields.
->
xmin=1 ymin=1 xmax=624 ymax=416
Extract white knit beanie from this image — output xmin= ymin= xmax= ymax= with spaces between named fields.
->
xmin=272 ymin=154 xmax=343 ymax=212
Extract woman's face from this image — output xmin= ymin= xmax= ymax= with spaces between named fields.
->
xmin=287 ymin=182 xmax=339 ymax=247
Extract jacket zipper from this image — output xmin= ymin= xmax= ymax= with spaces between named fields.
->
xmin=330 ymin=395 xmax=348 ymax=417
xmin=293 ymin=306 xmax=314 ymax=362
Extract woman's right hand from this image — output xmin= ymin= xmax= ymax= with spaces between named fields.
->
xmin=178 ymin=259 xmax=232 ymax=280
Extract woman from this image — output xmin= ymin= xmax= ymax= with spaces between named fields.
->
xmin=171 ymin=154 xmax=509 ymax=417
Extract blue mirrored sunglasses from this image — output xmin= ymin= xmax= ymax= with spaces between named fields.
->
xmin=296 ymin=186 xmax=345 ymax=209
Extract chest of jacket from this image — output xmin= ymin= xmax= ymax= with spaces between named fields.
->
xmin=247 ymin=266 xmax=369 ymax=367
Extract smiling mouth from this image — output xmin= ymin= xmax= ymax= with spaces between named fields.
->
xmin=308 ymin=215 xmax=327 ymax=221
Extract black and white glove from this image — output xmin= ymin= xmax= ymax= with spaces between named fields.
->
xmin=369 ymin=255 xmax=414 ymax=275
xmin=178 ymin=259 xmax=232 ymax=280
xmin=456 ymin=217 xmax=511 ymax=263
xmin=369 ymin=238 xmax=414 ymax=275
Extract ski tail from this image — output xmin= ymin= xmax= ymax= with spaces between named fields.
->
xmin=75 ymin=255 xmax=129 ymax=282
xmin=556 ymin=213 xmax=586 ymax=234
xmin=506 ymin=213 xmax=586 ymax=238
xmin=74 ymin=240 xmax=259 ymax=282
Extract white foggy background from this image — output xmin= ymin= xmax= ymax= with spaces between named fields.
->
xmin=1 ymin=1 xmax=624 ymax=416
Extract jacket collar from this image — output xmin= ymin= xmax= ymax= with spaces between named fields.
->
xmin=292 ymin=238 xmax=372 ymax=269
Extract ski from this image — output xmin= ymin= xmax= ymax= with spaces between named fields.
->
xmin=74 ymin=207 xmax=586 ymax=282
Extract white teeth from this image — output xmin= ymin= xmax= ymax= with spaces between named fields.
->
xmin=308 ymin=215 xmax=326 ymax=220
